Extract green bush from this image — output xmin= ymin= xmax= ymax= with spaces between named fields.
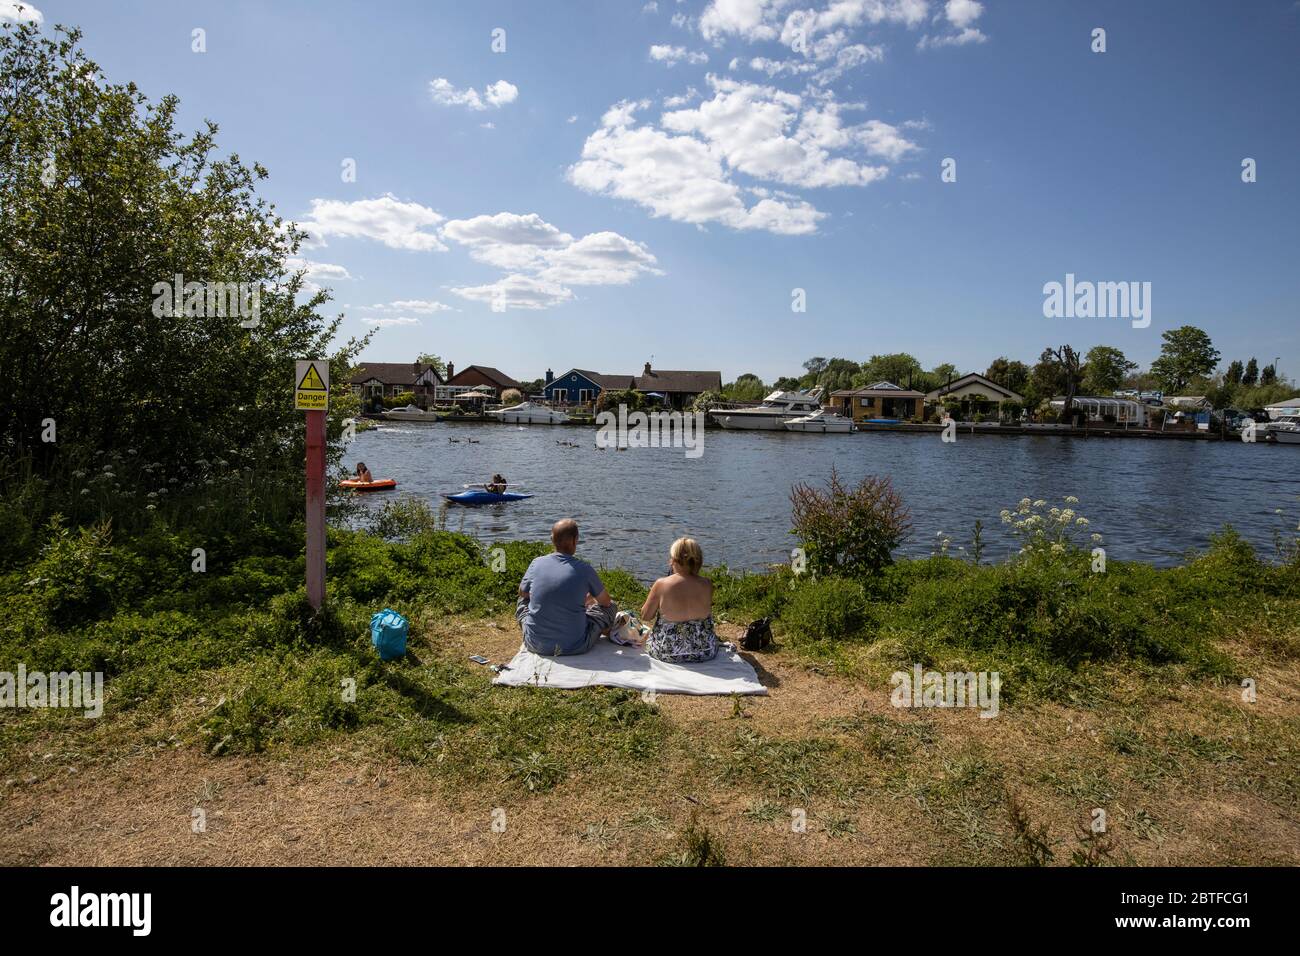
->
xmin=781 ymin=576 xmax=869 ymax=644
xmin=790 ymin=469 xmax=911 ymax=576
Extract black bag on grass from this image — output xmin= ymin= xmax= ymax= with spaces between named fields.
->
xmin=740 ymin=618 xmax=771 ymax=651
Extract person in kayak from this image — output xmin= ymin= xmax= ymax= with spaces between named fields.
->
xmin=485 ymin=473 xmax=508 ymax=494
xmin=516 ymin=519 xmax=617 ymax=656
xmin=354 ymin=462 xmax=373 ymax=483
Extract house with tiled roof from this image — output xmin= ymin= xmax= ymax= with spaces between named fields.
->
xmin=346 ymin=361 xmax=444 ymax=408
xmin=633 ymin=362 xmax=723 ymax=409
xmin=540 ymin=362 xmax=721 ymax=409
xmin=542 ymin=368 xmax=637 ymax=406
xmin=830 ymin=381 xmax=926 ymax=422
xmin=443 ymin=363 xmax=524 ymax=397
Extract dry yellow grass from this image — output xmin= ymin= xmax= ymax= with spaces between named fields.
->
xmin=2 ymin=614 xmax=1297 ymax=866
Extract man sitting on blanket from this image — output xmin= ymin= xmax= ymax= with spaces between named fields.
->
xmin=516 ymin=519 xmax=618 ymax=656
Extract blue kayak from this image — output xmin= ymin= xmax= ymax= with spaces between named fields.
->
xmin=441 ymin=490 xmax=534 ymax=505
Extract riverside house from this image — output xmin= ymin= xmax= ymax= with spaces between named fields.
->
xmin=542 ymin=362 xmax=722 ymax=411
xmin=347 ymin=361 xmax=444 ymax=410
xmin=437 ymin=363 xmax=526 ymax=404
xmin=542 ymin=368 xmax=637 ymax=408
xmin=830 ymin=381 xmax=926 ymax=423
xmin=925 ymin=372 xmax=1025 ymax=418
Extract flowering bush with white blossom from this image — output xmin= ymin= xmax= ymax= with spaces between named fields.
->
xmin=1001 ymin=495 xmax=1103 ymax=559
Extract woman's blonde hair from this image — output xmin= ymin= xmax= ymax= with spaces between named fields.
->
xmin=670 ymin=537 xmax=703 ymax=575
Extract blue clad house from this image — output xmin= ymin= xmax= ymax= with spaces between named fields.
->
xmin=542 ymin=368 xmax=635 ymax=406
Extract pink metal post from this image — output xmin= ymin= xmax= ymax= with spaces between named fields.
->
xmin=305 ymin=408 xmax=326 ymax=609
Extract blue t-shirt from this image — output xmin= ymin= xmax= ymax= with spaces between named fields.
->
xmin=520 ymin=553 xmax=606 ymax=655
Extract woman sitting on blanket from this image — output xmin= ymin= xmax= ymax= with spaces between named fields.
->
xmin=639 ymin=537 xmax=718 ymax=664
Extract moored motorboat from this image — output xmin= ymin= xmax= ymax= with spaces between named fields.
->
xmin=487 ymin=401 xmax=569 ymax=424
xmin=709 ymin=389 xmax=824 ymax=430
xmin=380 ymin=404 xmax=440 ymax=422
xmin=1272 ymin=418 xmax=1300 ymax=444
xmin=783 ymin=410 xmax=854 ymax=433
xmin=441 ymin=490 xmax=535 ymax=505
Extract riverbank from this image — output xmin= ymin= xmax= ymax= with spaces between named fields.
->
xmin=2 ymin=507 xmax=1297 ymax=865
xmin=364 ymin=413 xmax=1276 ymax=442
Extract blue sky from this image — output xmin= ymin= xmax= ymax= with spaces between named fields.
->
xmin=11 ymin=0 xmax=1300 ymax=384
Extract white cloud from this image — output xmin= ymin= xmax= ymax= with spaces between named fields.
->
xmin=701 ymin=0 xmax=929 ymax=45
xmin=537 ymin=231 xmax=663 ymax=287
xmin=664 ymin=86 xmax=701 ymax=108
xmin=299 ymin=194 xmax=447 ymax=252
xmin=567 ymin=114 xmax=579 ymax=123
xmin=358 ymin=299 xmax=453 ymax=314
xmin=919 ymin=0 xmax=987 ymax=49
xmin=661 ymin=77 xmax=900 ymax=187
xmin=441 ymin=212 xmax=662 ymax=310
xmin=699 ymin=0 xmax=783 ymax=43
xmin=442 ymin=212 xmax=574 ymax=271
xmin=650 ymin=44 xmax=709 ymax=66
xmin=428 ymin=78 xmax=519 ymax=111
xmin=671 ymin=12 xmax=689 ymax=29
xmin=749 ymin=56 xmax=817 ymax=79
xmin=449 ymin=274 xmax=576 ymax=311
xmin=570 ymin=77 xmax=921 ymax=235
xmin=0 ymin=2 xmax=42 ymax=23
xmin=284 ymin=258 xmax=353 ymax=282
xmin=945 ymin=0 xmax=983 ymax=29
xmin=360 ymin=316 xmax=422 ymax=328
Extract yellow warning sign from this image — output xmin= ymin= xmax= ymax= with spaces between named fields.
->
xmin=295 ymin=359 xmax=329 ymax=411
xmin=298 ymin=364 xmax=326 ymax=391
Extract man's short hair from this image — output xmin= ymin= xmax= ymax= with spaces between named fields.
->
xmin=551 ymin=519 xmax=579 ymax=551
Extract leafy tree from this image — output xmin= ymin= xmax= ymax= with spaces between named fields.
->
xmin=691 ymin=390 xmax=721 ymax=412
xmin=596 ymin=387 xmax=645 ymax=412
xmin=928 ymin=363 xmax=958 ymax=391
xmin=0 ymin=22 xmax=364 ymax=504
xmin=815 ymin=358 xmax=861 ymax=393
xmin=1260 ymin=364 xmax=1277 ymax=386
xmin=858 ymin=353 xmax=922 ymax=388
xmin=985 ymin=357 xmax=1031 ymax=396
xmin=1242 ymin=358 xmax=1259 ymax=386
xmin=772 ymin=376 xmax=802 ymax=392
xmin=1224 ymin=360 xmax=1244 ymax=387
xmin=724 ymin=373 xmax=767 ymax=403
xmin=1149 ymin=326 xmax=1220 ymax=393
xmin=1081 ymin=346 xmax=1137 ymax=395
xmin=802 ymin=357 xmax=828 ymax=378
xmin=416 ymin=353 xmax=447 ymax=377
xmin=1039 ymin=346 xmax=1082 ymax=421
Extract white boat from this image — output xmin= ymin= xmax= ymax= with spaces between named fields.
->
xmin=710 ymin=389 xmax=824 ymax=430
xmin=487 ymin=401 xmax=570 ymax=425
xmin=1272 ymin=417 xmax=1300 ymax=444
xmin=784 ymin=410 xmax=854 ymax=433
xmin=1252 ymin=414 xmax=1300 ymax=437
xmin=381 ymin=404 xmax=440 ymax=422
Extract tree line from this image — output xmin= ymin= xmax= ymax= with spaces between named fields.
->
xmin=712 ymin=325 xmax=1292 ymax=417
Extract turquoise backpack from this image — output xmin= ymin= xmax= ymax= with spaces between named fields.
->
xmin=370 ymin=609 xmax=408 ymax=661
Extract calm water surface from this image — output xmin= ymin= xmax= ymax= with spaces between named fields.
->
xmin=347 ymin=423 xmax=1299 ymax=580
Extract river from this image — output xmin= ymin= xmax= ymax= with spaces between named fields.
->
xmin=345 ymin=422 xmax=1298 ymax=580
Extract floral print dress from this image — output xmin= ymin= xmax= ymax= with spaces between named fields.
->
xmin=645 ymin=616 xmax=719 ymax=664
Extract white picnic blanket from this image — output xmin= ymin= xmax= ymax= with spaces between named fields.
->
xmin=491 ymin=638 xmax=767 ymax=696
